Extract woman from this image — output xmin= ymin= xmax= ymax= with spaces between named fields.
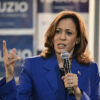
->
xmin=0 ymin=11 xmax=100 ymax=100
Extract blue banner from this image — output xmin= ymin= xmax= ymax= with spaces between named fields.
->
xmin=0 ymin=0 xmax=33 ymax=29
xmin=0 ymin=35 xmax=33 ymax=77
xmin=38 ymin=0 xmax=89 ymax=13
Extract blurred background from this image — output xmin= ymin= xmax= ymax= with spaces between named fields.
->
xmin=0 ymin=0 xmax=100 ymax=79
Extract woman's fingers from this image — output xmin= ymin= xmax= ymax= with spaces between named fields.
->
xmin=3 ymin=40 xmax=21 ymax=68
xmin=3 ymin=40 xmax=8 ymax=59
xmin=2 ymin=40 xmax=21 ymax=83
xmin=62 ymin=73 xmax=78 ymax=88
xmin=8 ymin=48 xmax=21 ymax=61
xmin=6 ymin=59 xmax=18 ymax=67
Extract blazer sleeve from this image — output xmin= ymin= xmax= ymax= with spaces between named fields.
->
xmin=81 ymin=63 xmax=100 ymax=100
xmin=0 ymin=58 xmax=33 ymax=100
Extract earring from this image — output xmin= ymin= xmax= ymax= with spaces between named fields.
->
xmin=75 ymin=41 xmax=78 ymax=45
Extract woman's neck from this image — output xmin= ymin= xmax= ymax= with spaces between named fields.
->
xmin=56 ymin=53 xmax=64 ymax=68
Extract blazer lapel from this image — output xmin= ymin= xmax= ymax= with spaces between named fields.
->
xmin=42 ymin=53 xmax=67 ymax=99
xmin=71 ymin=59 xmax=88 ymax=90
xmin=43 ymin=54 xmax=59 ymax=94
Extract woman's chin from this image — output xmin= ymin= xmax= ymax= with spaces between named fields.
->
xmin=60 ymin=50 xmax=69 ymax=53
xmin=56 ymin=50 xmax=68 ymax=54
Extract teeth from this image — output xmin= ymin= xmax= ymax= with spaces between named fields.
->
xmin=58 ymin=44 xmax=65 ymax=47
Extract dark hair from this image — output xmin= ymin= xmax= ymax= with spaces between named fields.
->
xmin=40 ymin=11 xmax=92 ymax=65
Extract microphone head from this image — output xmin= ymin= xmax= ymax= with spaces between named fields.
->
xmin=61 ymin=51 xmax=70 ymax=59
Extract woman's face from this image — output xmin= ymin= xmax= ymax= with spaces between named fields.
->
xmin=53 ymin=18 xmax=79 ymax=55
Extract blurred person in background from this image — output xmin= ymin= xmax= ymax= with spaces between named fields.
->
xmin=0 ymin=11 xmax=100 ymax=100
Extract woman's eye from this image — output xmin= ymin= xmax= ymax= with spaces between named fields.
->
xmin=66 ymin=31 xmax=72 ymax=35
xmin=55 ymin=30 xmax=61 ymax=34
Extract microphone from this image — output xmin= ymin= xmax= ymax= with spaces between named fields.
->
xmin=61 ymin=51 xmax=73 ymax=95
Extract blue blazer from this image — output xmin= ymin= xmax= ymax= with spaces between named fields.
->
xmin=0 ymin=53 xmax=100 ymax=100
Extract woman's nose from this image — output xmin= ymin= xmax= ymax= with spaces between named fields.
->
xmin=60 ymin=32 xmax=66 ymax=40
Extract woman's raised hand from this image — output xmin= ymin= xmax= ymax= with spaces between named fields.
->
xmin=3 ymin=40 xmax=21 ymax=83
xmin=62 ymin=73 xmax=82 ymax=100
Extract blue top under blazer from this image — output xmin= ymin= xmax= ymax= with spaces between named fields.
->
xmin=0 ymin=53 xmax=100 ymax=100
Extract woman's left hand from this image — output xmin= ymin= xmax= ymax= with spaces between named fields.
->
xmin=62 ymin=73 xmax=82 ymax=99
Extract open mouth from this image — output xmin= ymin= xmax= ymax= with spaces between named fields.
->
xmin=57 ymin=43 xmax=66 ymax=48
